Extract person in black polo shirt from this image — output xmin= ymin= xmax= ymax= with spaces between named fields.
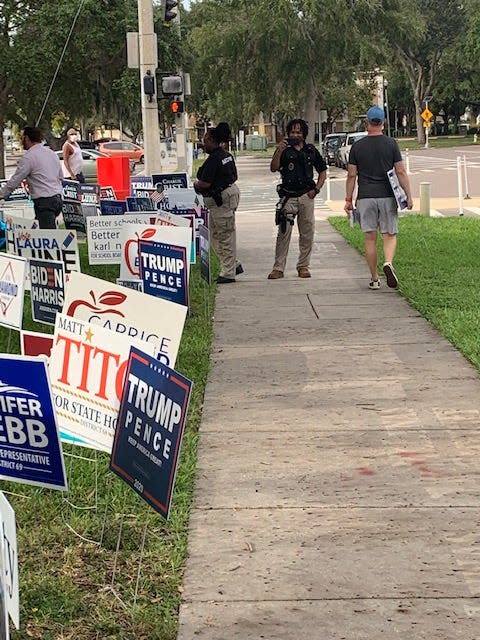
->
xmin=268 ymin=118 xmax=327 ymax=280
xmin=194 ymin=124 xmax=242 ymax=284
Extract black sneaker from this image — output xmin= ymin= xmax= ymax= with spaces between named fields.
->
xmin=216 ymin=276 xmax=236 ymax=284
xmin=383 ymin=262 xmax=398 ymax=288
xmin=235 ymin=263 xmax=244 ymax=275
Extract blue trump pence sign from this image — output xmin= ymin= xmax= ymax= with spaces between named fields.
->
xmin=110 ymin=347 xmax=192 ymax=519
xmin=138 ymin=240 xmax=189 ymax=307
xmin=0 ymin=356 xmax=67 ymax=490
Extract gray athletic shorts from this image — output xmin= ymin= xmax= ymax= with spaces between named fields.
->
xmin=356 ymin=197 xmax=398 ymax=234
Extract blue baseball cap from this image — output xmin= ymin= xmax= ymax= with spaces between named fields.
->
xmin=366 ymin=106 xmax=385 ymax=123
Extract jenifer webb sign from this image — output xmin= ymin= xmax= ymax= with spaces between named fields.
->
xmin=110 ymin=347 xmax=192 ymax=519
xmin=0 ymin=356 xmax=67 ymax=491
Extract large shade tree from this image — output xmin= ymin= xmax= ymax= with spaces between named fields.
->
xmin=184 ymin=0 xmax=375 ymax=140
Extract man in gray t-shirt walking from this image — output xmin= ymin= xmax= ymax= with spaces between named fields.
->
xmin=0 ymin=126 xmax=63 ymax=229
xmin=344 ymin=106 xmax=413 ymax=290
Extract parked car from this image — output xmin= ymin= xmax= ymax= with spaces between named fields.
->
xmin=55 ymin=149 xmax=135 ymax=183
xmin=322 ymin=133 xmax=347 ymax=166
xmin=336 ymin=131 xmax=368 ymax=169
xmin=97 ymin=140 xmax=144 ymax=163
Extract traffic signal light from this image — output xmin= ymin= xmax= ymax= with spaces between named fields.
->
xmin=170 ymin=100 xmax=184 ymax=114
xmin=163 ymin=0 xmax=178 ymax=24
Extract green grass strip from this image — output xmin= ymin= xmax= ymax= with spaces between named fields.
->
xmin=329 ymin=215 xmax=480 ymax=369
xmin=2 ymin=244 xmax=217 ymax=640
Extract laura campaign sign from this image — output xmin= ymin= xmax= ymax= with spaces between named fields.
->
xmin=110 ymin=347 xmax=192 ymax=519
xmin=139 ymin=241 xmax=189 ymax=307
xmin=4 ymin=216 xmax=38 ymax=256
xmin=29 ymin=258 xmax=65 ymax=325
xmin=14 ymin=229 xmax=80 ymax=281
xmin=0 ymin=254 xmax=27 ymax=330
xmin=0 ymin=356 xmax=67 ymax=491
xmin=0 ymin=492 xmax=19 ymax=629
xmin=49 ymin=314 xmax=155 ymax=452
xmin=62 ymin=272 xmax=187 ymax=367
xmin=198 ymin=223 xmax=211 ymax=285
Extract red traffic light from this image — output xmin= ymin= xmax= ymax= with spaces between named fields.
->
xmin=170 ymin=100 xmax=184 ymax=114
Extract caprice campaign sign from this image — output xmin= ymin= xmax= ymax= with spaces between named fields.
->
xmin=49 ymin=314 xmax=155 ymax=452
xmin=0 ymin=356 xmax=67 ymax=491
xmin=62 ymin=272 xmax=187 ymax=367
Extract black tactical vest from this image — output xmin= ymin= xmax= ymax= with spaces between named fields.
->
xmin=279 ymin=144 xmax=317 ymax=195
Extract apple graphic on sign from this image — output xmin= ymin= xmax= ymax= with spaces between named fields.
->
xmin=124 ymin=228 xmax=157 ymax=276
xmin=66 ymin=289 xmax=127 ymax=317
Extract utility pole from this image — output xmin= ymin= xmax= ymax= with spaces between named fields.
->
xmin=138 ymin=0 xmax=162 ymax=175
xmin=172 ymin=8 xmax=188 ymax=173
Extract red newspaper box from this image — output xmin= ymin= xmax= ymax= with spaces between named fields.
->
xmin=96 ymin=156 xmax=130 ymax=201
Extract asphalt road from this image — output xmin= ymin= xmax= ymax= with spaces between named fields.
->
xmin=236 ymin=145 xmax=480 ymax=219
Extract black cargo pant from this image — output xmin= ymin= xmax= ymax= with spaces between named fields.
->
xmin=33 ymin=195 xmax=62 ymax=229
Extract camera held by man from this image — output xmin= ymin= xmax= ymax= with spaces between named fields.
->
xmin=275 ymin=185 xmax=296 ymax=233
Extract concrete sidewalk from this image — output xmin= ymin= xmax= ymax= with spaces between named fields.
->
xmin=177 ymin=210 xmax=480 ymax=639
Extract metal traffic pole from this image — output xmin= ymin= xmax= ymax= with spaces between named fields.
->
xmin=457 ymin=156 xmax=464 ymax=216
xmin=325 ymin=166 xmax=331 ymax=202
xmin=463 ymin=154 xmax=471 ymax=199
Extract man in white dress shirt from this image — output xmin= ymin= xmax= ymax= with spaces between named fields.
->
xmin=0 ymin=126 xmax=63 ymax=229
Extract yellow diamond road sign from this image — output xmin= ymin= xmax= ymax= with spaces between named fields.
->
xmin=421 ymin=108 xmax=433 ymax=121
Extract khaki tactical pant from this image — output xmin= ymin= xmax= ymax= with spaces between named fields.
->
xmin=204 ymin=184 xmax=240 ymax=279
xmin=272 ymin=192 xmax=315 ymax=272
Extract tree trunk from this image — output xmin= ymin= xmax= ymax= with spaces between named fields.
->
xmin=414 ymin=92 xmax=425 ymax=145
xmin=303 ymin=77 xmax=317 ymax=145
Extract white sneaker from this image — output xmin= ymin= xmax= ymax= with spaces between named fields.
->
xmin=368 ymin=279 xmax=380 ymax=290
xmin=383 ymin=262 xmax=398 ymax=288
